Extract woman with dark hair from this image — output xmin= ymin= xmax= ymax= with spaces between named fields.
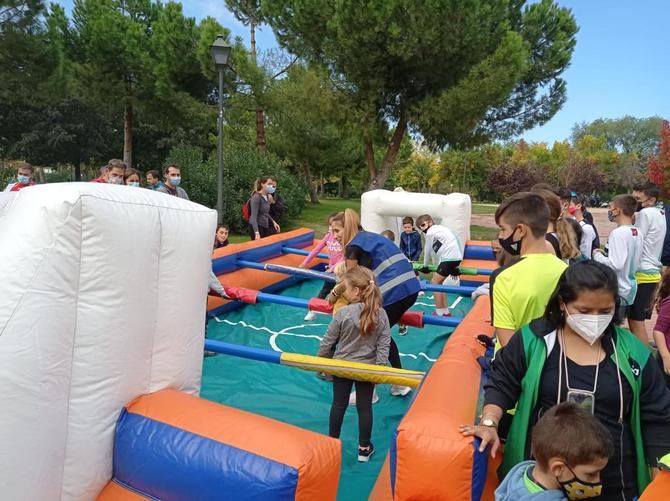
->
xmin=248 ymin=175 xmax=280 ymax=240
xmin=460 ymin=261 xmax=670 ymax=500
xmin=329 ymin=209 xmax=422 ymax=397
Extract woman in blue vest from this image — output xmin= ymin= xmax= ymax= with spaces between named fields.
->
xmin=329 ymin=209 xmax=422 ymax=397
xmin=460 ymin=261 xmax=670 ymax=500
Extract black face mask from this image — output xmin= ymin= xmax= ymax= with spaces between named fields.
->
xmin=420 ymin=224 xmax=430 ymax=234
xmin=635 ymin=202 xmax=643 ymax=213
xmin=499 ymin=228 xmax=522 ymax=256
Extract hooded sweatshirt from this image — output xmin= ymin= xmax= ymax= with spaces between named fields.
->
xmin=495 ymin=461 xmax=566 ymax=500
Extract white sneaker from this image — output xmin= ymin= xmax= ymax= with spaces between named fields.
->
xmin=349 ymin=388 xmax=379 ymax=405
xmin=304 ymin=310 xmax=317 ymax=321
xmin=418 ymin=291 xmax=425 ymax=296
xmin=390 ymin=385 xmax=412 ymax=397
xmin=398 ymin=325 xmax=408 ymax=336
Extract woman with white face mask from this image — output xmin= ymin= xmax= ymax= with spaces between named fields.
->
xmin=460 ymin=261 xmax=670 ymax=500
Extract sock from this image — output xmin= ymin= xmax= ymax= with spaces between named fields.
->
xmin=436 ymin=308 xmax=450 ymax=315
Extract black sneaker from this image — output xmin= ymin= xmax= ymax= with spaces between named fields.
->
xmin=358 ymin=444 xmax=375 ymax=463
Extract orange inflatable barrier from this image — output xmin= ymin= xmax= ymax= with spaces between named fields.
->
xmin=98 ymin=389 xmax=341 ymax=500
xmin=208 ymin=228 xmax=327 ymax=316
xmin=371 ymin=296 xmax=500 ymax=500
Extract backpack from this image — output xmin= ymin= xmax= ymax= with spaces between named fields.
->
xmin=242 ymin=197 xmax=252 ymax=222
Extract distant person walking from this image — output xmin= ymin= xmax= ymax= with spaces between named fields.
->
xmin=248 ymin=175 xmax=281 ymax=240
xmin=156 ymin=165 xmax=189 ymax=200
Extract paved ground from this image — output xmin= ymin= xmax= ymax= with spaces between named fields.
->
xmin=471 ymin=208 xmax=617 ymax=243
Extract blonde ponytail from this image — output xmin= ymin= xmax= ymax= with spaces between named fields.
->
xmin=556 ymin=218 xmax=580 ymax=259
xmin=344 ymin=266 xmax=382 ymax=336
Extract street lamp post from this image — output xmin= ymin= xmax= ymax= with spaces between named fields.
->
xmin=209 ymin=35 xmax=232 ymax=224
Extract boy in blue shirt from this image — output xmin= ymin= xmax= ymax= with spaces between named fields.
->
xmin=495 ymin=403 xmax=611 ymax=500
xmin=399 ymin=216 xmax=422 ymax=262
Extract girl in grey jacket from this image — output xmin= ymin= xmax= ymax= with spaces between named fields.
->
xmin=318 ymin=266 xmax=390 ymax=462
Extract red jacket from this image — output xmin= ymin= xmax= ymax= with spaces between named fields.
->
xmin=6 ymin=181 xmax=35 ymax=192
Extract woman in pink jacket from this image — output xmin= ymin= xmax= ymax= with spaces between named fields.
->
xmin=302 ymin=213 xmax=344 ymax=321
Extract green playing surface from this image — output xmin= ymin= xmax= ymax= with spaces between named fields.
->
xmin=201 ymin=280 xmax=473 ymax=500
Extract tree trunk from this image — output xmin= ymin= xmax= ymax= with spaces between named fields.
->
xmin=123 ymin=95 xmax=133 ymax=168
xmin=319 ymin=173 xmax=325 ymax=196
xmin=249 ymin=19 xmax=268 ymax=153
xmin=303 ymin=162 xmax=319 ymax=203
xmin=74 ymin=156 xmax=81 ymax=182
xmin=342 ymin=175 xmax=350 ymax=199
xmin=366 ymin=117 xmax=407 ymax=190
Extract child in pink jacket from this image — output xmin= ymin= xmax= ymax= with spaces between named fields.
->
xmin=302 ymin=213 xmax=344 ymax=321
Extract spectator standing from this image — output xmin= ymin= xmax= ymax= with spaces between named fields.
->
xmin=568 ymin=194 xmax=598 ymax=259
xmin=146 ymin=170 xmax=163 ymax=191
xmin=4 ymin=162 xmax=35 ymax=192
xmin=492 ymin=192 xmax=567 ymax=347
xmin=156 ymin=165 xmax=189 ymax=200
xmin=593 ymin=195 xmax=643 ymax=323
xmin=465 ymin=261 xmax=670 ymax=499
xmin=654 ymin=270 xmax=670 ymax=387
xmin=628 ymin=183 xmax=667 ymax=345
xmin=93 ymin=159 xmax=126 ymax=184
xmin=124 ymin=169 xmax=141 ymax=187
xmin=248 ymin=176 xmax=280 ymax=240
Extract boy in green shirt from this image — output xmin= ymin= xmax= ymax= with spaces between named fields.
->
xmin=493 ymin=192 xmax=567 ymax=346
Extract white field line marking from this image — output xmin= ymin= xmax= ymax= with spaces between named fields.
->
xmin=450 ymin=296 xmax=464 ymax=310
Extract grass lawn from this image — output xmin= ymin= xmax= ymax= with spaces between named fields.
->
xmin=229 ymin=198 xmax=498 ymax=242
xmin=470 ymin=225 xmax=498 ymax=241
xmin=472 ymin=203 xmax=498 ymax=215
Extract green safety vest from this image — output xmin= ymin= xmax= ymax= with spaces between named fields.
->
xmin=501 ymin=324 xmax=652 ymax=491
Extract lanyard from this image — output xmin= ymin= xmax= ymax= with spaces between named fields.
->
xmin=557 ymin=329 xmax=601 ymax=404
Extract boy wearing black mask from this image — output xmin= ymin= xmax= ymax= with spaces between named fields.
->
xmin=492 ymin=192 xmax=567 ymax=347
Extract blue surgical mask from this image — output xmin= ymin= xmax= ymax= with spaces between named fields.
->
xmin=266 ymin=185 xmax=276 ymax=194
xmin=128 ymin=181 xmax=140 ymax=187
xmin=170 ymin=176 xmax=181 ymax=187
xmin=17 ymin=174 xmax=31 ymax=184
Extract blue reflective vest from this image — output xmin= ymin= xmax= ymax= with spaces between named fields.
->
xmin=349 ymin=231 xmax=422 ymax=306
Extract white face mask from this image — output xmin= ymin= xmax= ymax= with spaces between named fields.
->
xmin=565 ymin=309 xmax=613 ymax=345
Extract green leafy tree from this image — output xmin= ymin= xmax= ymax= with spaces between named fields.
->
xmin=395 ymin=151 xmax=436 ymax=192
xmin=263 ymin=0 xmax=578 ymax=189
xmin=266 ymin=65 xmax=363 ymax=202
xmin=571 ymin=116 xmax=664 ymax=157
xmin=225 ymin=0 xmax=270 ymax=152
xmin=9 ymin=98 xmax=117 ymax=179
xmin=70 ymin=1 xmax=233 ymax=168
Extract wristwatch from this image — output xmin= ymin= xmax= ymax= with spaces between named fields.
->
xmin=480 ymin=417 xmax=498 ymax=428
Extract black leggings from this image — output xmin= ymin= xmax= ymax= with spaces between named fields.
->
xmin=383 ymin=292 xmax=419 ymax=369
xmin=317 ymin=280 xmax=336 ymax=299
xmin=329 ymin=376 xmax=374 ymax=447
xmin=247 ymin=223 xmax=277 ymax=240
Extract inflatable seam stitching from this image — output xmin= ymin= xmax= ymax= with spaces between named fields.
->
xmin=59 ymin=197 xmax=84 ymax=499
xmin=147 ymin=207 xmax=162 ymax=393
